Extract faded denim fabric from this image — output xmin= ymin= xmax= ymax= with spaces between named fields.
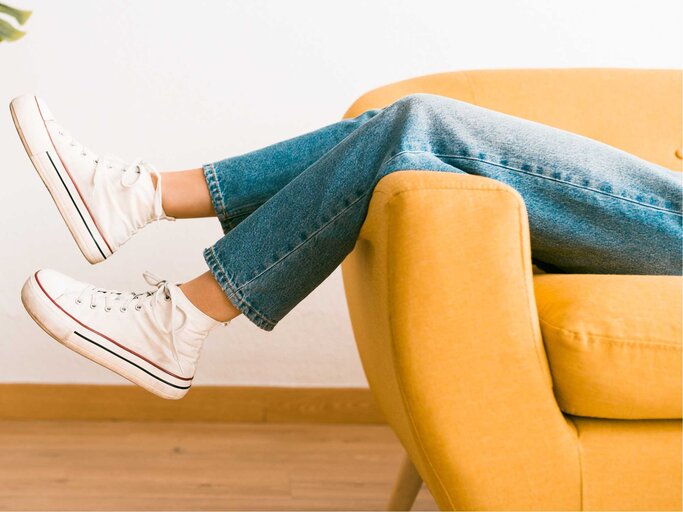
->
xmin=202 ymin=94 xmax=683 ymax=331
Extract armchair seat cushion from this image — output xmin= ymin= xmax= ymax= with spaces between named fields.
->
xmin=534 ymin=274 xmax=682 ymax=420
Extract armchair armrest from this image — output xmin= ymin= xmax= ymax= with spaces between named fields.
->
xmin=341 ymin=171 xmax=580 ymax=510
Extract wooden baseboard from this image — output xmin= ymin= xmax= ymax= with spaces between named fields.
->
xmin=0 ymin=384 xmax=385 ymax=423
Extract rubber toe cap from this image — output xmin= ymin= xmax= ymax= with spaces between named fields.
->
xmin=33 ymin=269 xmax=84 ymax=300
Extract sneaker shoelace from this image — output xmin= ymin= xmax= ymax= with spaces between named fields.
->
xmin=96 ymin=155 xmax=171 ymax=224
xmin=75 ymin=271 xmax=185 ymax=368
xmin=55 ymin=124 xmax=172 ymax=226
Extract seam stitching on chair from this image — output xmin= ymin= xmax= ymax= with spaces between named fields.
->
xmin=510 ymin=187 xmax=557 ymax=389
xmin=540 ymin=319 xmax=682 ymax=349
xmin=375 ymin=183 xmax=552 ymax=381
xmin=565 ymin=415 xmax=584 ymax=510
xmin=462 ymin=70 xmax=480 ymax=105
xmin=374 ymin=184 xmax=503 ymax=197
xmin=380 ymin=183 xmax=549 ymax=510
xmin=371 ymin=176 xmax=507 ymax=198
xmin=378 ymin=182 xmax=557 ymax=385
xmin=383 ymin=191 xmax=457 ymax=511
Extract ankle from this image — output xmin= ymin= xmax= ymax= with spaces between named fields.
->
xmin=159 ymin=169 xmax=216 ymax=219
xmin=179 ymin=271 xmax=240 ymax=323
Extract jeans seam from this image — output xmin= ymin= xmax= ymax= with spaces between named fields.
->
xmin=381 ymin=149 xmax=428 ymax=170
xmin=205 ymin=163 xmax=227 ymax=217
xmin=203 ymin=163 xmax=235 ymax=231
xmin=204 ymin=246 xmax=277 ymax=329
xmin=383 ymin=150 xmax=682 ymax=216
xmin=445 ymin=154 xmax=683 ymax=216
xmin=232 ymin=190 xmax=372 ymax=293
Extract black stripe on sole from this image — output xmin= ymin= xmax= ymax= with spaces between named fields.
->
xmin=73 ymin=331 xmax=191 ymax=390
xmin=45 ymin=151 xmax=107 ymax=261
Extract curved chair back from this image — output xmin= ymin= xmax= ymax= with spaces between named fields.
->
xmin=345 ymin=69 xmax=682 ymax=171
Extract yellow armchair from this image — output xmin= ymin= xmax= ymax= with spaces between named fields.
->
xmin=341 ymin=69 xmax=682 ymax=511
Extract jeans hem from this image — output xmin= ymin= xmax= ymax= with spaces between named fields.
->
xmin=203 ymin=162 xmax=235 ymax=234
xmin=203 ymin=245 xmax=277 ymax=331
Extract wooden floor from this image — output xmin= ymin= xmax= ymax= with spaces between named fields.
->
xmin=0 ymin=421 xmax=437 ymax=511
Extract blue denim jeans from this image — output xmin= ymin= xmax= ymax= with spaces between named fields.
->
xmin=202 ymin=94 xmax=682 ymax=331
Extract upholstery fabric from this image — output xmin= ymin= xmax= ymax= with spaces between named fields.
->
xmin=535 ymin=274 xmax=682 ymax=419
xmin=341 ymin=69 xmax=683 ymax=511
xmin=344 ymin=69 xmax=682 ymax=172
xmin=570 ymin=417 xmax=682 ymax=511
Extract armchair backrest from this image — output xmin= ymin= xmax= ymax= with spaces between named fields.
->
xmin=345 ymin=68 xmax=682 ymax=172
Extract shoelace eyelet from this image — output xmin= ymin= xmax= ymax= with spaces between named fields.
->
xmin=104 ymin=306 xmax=112 ymax=312
xmin=90 ymin=304 xmax=97 ymax=309
xmin=135 ymin=304 xmax=142 ymax=311
xmin=120 ymin=307 xmax=127 ymax=312
xmin=75 ymin=299 xmax=82 ymax=305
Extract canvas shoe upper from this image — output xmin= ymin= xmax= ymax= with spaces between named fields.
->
xmin=10 ymin=94 xmax=172 ymax=263
xmin=21 ymin=269 xmax=222 ymax=399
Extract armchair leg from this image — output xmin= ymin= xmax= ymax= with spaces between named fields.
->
xmin=387 ymin=453 xmax=423 ymax=511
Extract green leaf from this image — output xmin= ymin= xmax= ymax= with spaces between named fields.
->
xmin=0 ymin=3 xmax=32 ymax=25
xmin=0 ymin=17 xmax=25 ymax=41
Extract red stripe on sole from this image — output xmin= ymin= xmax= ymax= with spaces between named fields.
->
xmin=33 ymin=271 xmax=193 ymax=382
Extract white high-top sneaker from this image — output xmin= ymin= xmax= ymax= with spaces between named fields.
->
xmin=21 ymin=269 xmax=222 ymax=399
xmin=10 ymin=95 xmax=172 ymax=264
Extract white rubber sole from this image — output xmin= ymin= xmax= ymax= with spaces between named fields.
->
xmin=10 ymin=95 xmax=112 ymax=264
xmin=21 ymin=272 xmax=192 ymax=400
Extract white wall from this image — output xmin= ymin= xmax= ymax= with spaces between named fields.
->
xmin=1 ymin=0 xmax=681 ymax=387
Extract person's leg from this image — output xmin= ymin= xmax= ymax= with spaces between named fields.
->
xmin=179 ymin=271 xmax=239 ymax=322
xmin=198 ymin=93 xmax=682 ymax=331
xmin=155 ymin=109 xmax=389 ymax=321
xmin=21 ymin=92 xmax=681 ymax=400
xmin=159 ymin=109 xmax=383 ymax=223
xmin=17 ymin=108 xmax=389 ymax=399
xmin=10 ymin=93 xmax=383 ymax=263
xmin=157 ymin=169 xmax=215 ymax=219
